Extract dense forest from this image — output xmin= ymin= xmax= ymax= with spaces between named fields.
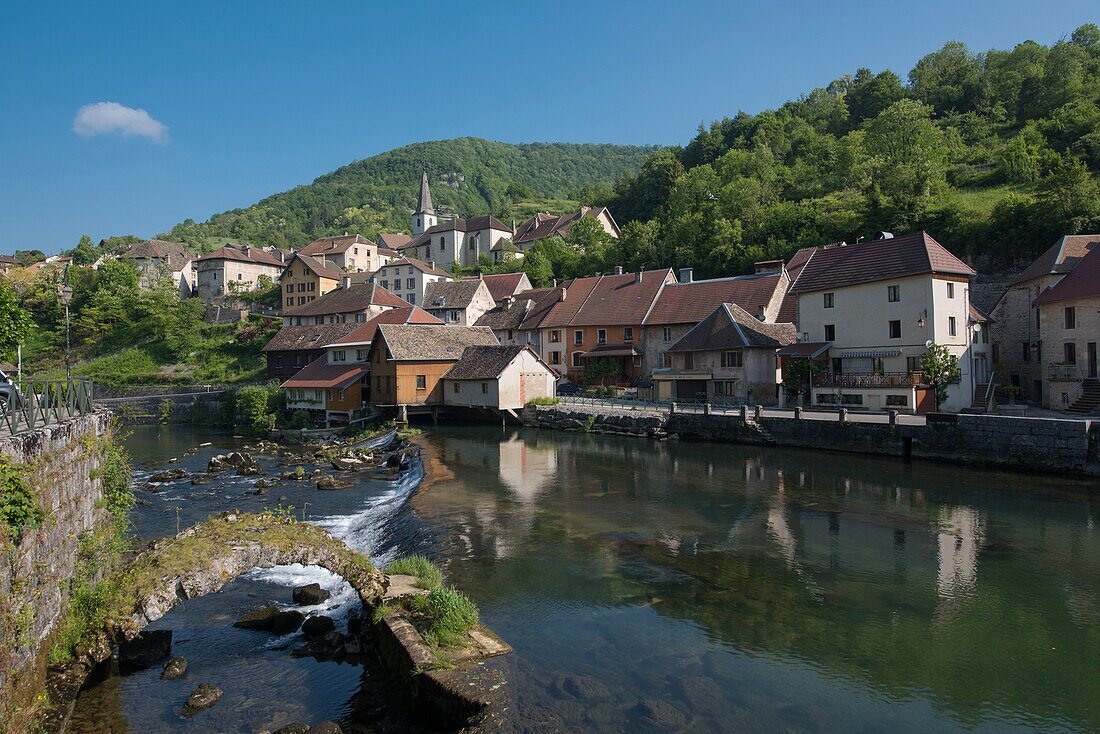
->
xmin=572 ymin=24 xmax=1100 ymax=280
xmin=163 ymin=139 xmax=656 ymax=252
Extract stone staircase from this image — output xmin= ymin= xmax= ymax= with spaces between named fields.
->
xmin=745 ymin=421 xmax=777 ymax=444
xmin=971 ymin=382 xmax=992 ymax=412
xmin=1067 ymin=378 xmax=1100 ymax=415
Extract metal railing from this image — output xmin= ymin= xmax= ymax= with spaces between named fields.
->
xmin=1047 ymin=363 xmax=1081 ymax=381
xmin=557 ymin=394 xmax=747 ymax=412
xmin=813 ymin=371 xmax=923 ymax=388
xmin=983 ymin=371 xmax=997 ymax=413
xmin=1 ymin=379 xmax=95 ymax=436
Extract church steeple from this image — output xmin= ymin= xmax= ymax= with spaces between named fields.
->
xmin=412 ymin=171 xmax=436 ymax=235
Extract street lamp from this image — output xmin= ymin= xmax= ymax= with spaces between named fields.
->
xmin=58 ymin=282 xmax=73 ymax=382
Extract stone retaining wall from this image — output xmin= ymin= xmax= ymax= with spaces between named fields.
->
xmin=0 ymin=411 xmax=113 ymax=719
xmin=96 ymin=391 xmax=227 ymax=425
xmin=525 ymin=406 xmax=1100 ymax=477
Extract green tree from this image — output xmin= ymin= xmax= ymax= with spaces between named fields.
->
xmin=863 ymin=100 xmax=949 ymax=225
xmin=0 ymin=281 xmax=33 ymax=361
xmin=70 ymin=235 xmax=98 ymax=266
xmin=907 ymin=41 xmax=981 ymax=114
xmin=920 ymin=343 xmax=961 ymax=410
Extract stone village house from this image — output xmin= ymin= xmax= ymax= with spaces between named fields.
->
xmin=195 ymin=244 xmax=286 ymax=302
xmin=423 ymin=277 xmax=496 ymax=326
xmin=118 ymin=239 xmax=196 ymax=298
xmin=442 ymin=345 xmax=557 ymax=412
xmin=369 ymin=256 xmax=452 ymax=307
xmin=281 ymin=282 xmax=409 ymax=326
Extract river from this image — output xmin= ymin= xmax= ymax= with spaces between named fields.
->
xmin=68 ymin=424 xmax=1100 ymax=733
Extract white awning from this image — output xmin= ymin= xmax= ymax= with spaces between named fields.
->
xmin=838 ymin=349 xmax=902 ymax=359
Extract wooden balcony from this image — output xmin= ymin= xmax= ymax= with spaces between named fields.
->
xmin=814 ymin=371 xmax=923 ymax=389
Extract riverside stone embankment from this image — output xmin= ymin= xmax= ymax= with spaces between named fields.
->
xmin=524 ymin=405 xmax=1100 ymax=477
xmin=0 ymin=411 xmax=115 ymax=725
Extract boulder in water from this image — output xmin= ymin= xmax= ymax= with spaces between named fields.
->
xmin=149 ymin=468 xmax=188 ymax=483
xmin=184 ymin=683 xmax=222 ymax=713
xmin=293 ymin=583 xmax=331 ymax=606
xmin=190 ymin=473 xmax=210 ymax=485
xmin=233 ymin=604 xmax=281 ymax=630
xmin=301 ymin=615 xmax=335 ymax=638
xmin=118 ymin=630 xmax=172 ymax=674
xmin=307 ymin=723 xmax=343 ymax=734
xmin=160 ymin=656 xmax=187 ymax=680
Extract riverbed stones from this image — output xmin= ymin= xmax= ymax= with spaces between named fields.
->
xmin=554 ymin=673 xmax=610 ymax=701
xmin=118 ymin=630 xmax=172 ymax=674
xmin=315 ymin=474 xmax=350 ymax=490
xmin=632 ymin=699 xmax=686 ymax=729
xmin=184 ymin=683 xmax=222 ymax=713
xmin=234 ymin=604 xmax=282 ymax=629
xmin=301 ymin=615 xmax=335 ymax=637
xmin=190 ymin=473 xmax=210 ymax=485
xmin=272 ymin=725 xmax=310 ymax=734
xmin=160 ymin=656 xmax=187 ymax=680
xmin=207 ymin=451 xmax=262 ymax=475
xmin=306 ymin=723 xmax=342 ymax=734
xmin=282 ymin=466 xmax=308 ymax=480
xmin=149 ymin=467 xmax=188 ymax=483
xmin=293 ymin=583 xmax=331 ymax=606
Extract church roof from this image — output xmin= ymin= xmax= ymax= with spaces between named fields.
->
xmin=417 ymin=172 xmax=434 ymax=215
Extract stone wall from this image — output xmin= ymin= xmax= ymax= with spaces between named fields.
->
xmin=524 ymin=406 xmax=1100 ymax=477
xmin=96 ymin=391 xmax=227 ymax=425
xmin=0 ymin=411 xmax=113 ymax=721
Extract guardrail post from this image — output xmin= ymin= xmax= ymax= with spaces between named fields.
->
xmin=703 ymin=403 xmax=711 ymax=416
xmin=669 ymin=402 xmax=677 ymax=415
xmin=739 ymin=404 xmax=749 ymax=422
xmin=754 ymin=405 xmax=763 ymax=420
xmin=888 ymin=410 xmax=898 ymax=426
xmin=794 ymin=406 xmax=803 ymax=420
xmin=838 ymin=408 xmax=848 ymax=423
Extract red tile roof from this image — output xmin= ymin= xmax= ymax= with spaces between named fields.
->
xmin=644 ymin=273 xmax=784 ymax=325
xmin=280 ymin=356 xmax=368 ymax=389
xmin=464 ymin=272 xmax=532 ymax=302
xmin=197 ymin=245 xmax=284 ymax=267
xmin=1011 ymin=234 xmax=1100 ymax=285
xmin=788 ymin=232 xmax=974 ymax=294
xmin=376 ymin=233 xmax=412 ymax=250
xmin=299 ymin=234 xmax=372 ymax=257
xmin=284 ymin=253 xmax=345 ymax=281
xmin=513 ymin=207 xmax=618 ymax=245
xmin=538 ymin=270 xmax=673 ymax=328
xmin=283 ymin=283 xmax=409 ymax=317
xmin=1034 ymin=245 xmax=1100 ymax=305
xmin=329 ymin=306 xmax=442 ymax=346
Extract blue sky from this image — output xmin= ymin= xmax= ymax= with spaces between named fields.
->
xmin=1 ymin=1 xmax=1095 ymax=253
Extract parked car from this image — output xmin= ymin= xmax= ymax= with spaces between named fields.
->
xmin=0 ymin=370 xmax=21 ymax=408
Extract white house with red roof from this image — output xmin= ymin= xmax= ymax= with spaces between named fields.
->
xmin=787 ymin=231 xmax=977 ymax=413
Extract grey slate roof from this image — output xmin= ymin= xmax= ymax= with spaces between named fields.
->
xmin=119 ymin=239 xmax=193 ymax=271
xmin=442 ymin=345 xmax=530 ymax=380
xmin=474 ymin=292 xmax=553 ymax=330
xmin=424 ymin=279 xmax=488 ymax=310
xmin=261 ymin=323 xmax=357 ymax=352
xmin=376 ymin=324 xmax=499 ymax=361
xmin=668 ymin=303 xmax=797 ymax=352
xmin=417 ymin=172 xmax=434 ymax=214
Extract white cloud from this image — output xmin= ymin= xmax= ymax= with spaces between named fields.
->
xmin=72 ymin=101 xmax=169 ymax=143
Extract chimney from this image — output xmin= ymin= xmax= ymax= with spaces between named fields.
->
xmin=613 ymin=265 xmax=623 ymax=275
xmin=342 ymin=275 xmax=352 ymax=289
xmin=559 ymin=287 xmax=567 ymax=302
xmin=678 ymin=267 xmax=693 ymax=283
xmin=634 ymin=270 xmax=643 ymax=285
xmin=552 ymin=277 xmax=557 ymax=287
xmin=427 ymin=260 xmax=435 ymax=270
xmin=753 ymin=260 xmax=783 ymax=275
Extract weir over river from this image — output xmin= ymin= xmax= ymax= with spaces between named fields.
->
xmin=69 ymin=424 xmax=1099 ymax=733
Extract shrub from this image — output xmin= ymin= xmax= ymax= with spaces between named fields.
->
xmin=0 ymin=459 xmax=41 ymax=539
xmin=289 ymin=410 xmax=311 ymax=430
xmin=526 ymin=397 xmax=561 ymax=406
xmin=385 ymin=555 xmax=443 ymax=589
xmin=236 ymin=385 xmax=279 ymax=435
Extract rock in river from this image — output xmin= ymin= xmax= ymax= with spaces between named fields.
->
xmin=272 ymin=725 xmax=310 ymax=734
xmin=184 ymin=683 xmax=222 ymax=713
xmin=207 ymin=451 xmax=262 ymax=475
xmin=293 ymin=583 xmax=331 ymax=606
xmin=301 ymin=615 xmax=335 ymax=638
xmin=149 ymin=468 xmax=188 ymax=483
xmin=315 ymin=475 xmax=349 ymax=490
xmin=118 ymin=630 xmax=172 ymax=674
xmin=234 ymin=604 xmax=304 ymax=634
xmin=160 ymin=656 xmax=188 ymax=680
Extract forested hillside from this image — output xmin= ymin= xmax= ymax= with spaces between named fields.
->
xmin=576 ymin=24 xmax=1100 ymax=280
xmin=164 ymin=139 xmax=656 ymax=251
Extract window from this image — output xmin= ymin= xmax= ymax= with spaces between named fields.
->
xmin=286 ymin=284 xmax=293 ymax=293
xmin=887 ymin=285 xmax=899 ymax=302
xmin=889 ymin=320 xmax=901 ymax=339
xmin=684 ymin=352 xmax=695 ymax=370
xmin=416 ymin=375 xmax=427 ymax=390
xmin=824 ymin=324 xmax=836 ymax=341
xmin=597 ymin=329 xmax=607 ymax=344
xmin=416 ymin=217 xmax=421 ymax=228
xmin=550 ymin=351 xmax=561 ymax=365
xmin=662 ymin=326 xmax=672 ymax=342
xmin=448 ymin=310 xmax=459 ymax=323
xmin=721 ymin=351 xmax=743 ymax=367
xmin=407 ymin=267 xmax=413 ymax=275
xmin=507 ymin=330 xmax=514 ymax=341
xmin=453 ymin=383 xmax=460 ymax=394
xmin=624 ymin=327 xmax=633 ymax=342
xmin=286 ymin=298 xmax=292 ymax=307
xmin=237 ymin=273 xmax=242 ymax=280
xmin=406 ymin=278 xmax=415 ymax=290
xmin=824 ymin=292 xmax=834 ymax=308
xmin=408 ymin=293 xmax=416 ymax=305
xmin=658 ymin=352 xmax=665 ymax=368
xmin=308 ymin=282 xmax=315 ymax=292
xmin=574 ymin=330 xmax=583 ymax=345
xmin=356 ymin=349 xmax=368 ymax=362
xmin=714 ymin=381 xmax=724 ymax=396
xmin=481 ymin=382 xmax=488 ymax=394
xmin=947 ymin=282 xmax=955 ymax=298
xmin=550 ymin=330 xmax=560 ymax=343
xmin=332 ymin=350 xmax=346 ymax=362
xmin=907 ymin=356 xmax=922 ymax=373
xmin=572 ymin=352 xmax=584 ymax=367
xmin=886 ymin=395 xmax=908 ymax=407
xmin=948 ymin=316 xmax=957 ymax=336
xmin=1022 ymin=342 xmax=1031 ymax=362
xmin=1065 ymin=307 xmax=1076 ymax=329
xmin=1065 ymin=342 xmax=1077 ymax=364
xmin=841 ymin=394 xmax=863 ymax=405
xmin=1036 ymin=308 xmax=1041 ymax=329
xmin=381 ymin=280 xmax=389 ymax=290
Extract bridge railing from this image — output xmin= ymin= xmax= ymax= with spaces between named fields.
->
xmin=1 ymin=379 xmax=95 ymax=436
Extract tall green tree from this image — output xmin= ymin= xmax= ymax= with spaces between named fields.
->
xmin=0 ymin=281 xmax=33 ymax=362
xmin=920 ymin=343 xmax=961 ymax=410
xmin=862 ymin=100 xmax=949 ymax=225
